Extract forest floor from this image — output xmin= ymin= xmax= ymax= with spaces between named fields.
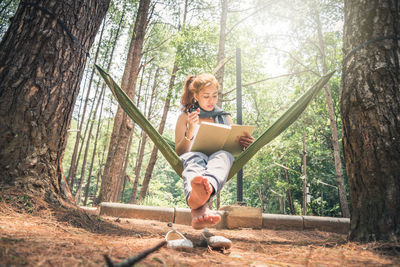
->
xmin=0 ymin=190 xmax=399 ymax=266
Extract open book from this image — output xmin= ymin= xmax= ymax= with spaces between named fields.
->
xmin=189 ymin=121 xmax=255 ymax=156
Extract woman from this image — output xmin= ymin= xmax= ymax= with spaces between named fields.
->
xmin=175 ymin=73 xmax=254 ymax=229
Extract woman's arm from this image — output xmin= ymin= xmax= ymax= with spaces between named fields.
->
xmin=226 ymin=115 xmax=233 ymax=126
xmin=175 ymin=110 xmax=199 ymax=156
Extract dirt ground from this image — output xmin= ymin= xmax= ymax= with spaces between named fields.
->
xmin=0 ymin=192 xmax=399 ymax=266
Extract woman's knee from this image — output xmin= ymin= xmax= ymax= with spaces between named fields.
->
xmin=180 ymin=151 xmax=209 ymax=167
xmin=209 ymin=150 xmax=234 ymax=164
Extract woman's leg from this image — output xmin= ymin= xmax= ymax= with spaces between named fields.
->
xmin=203 ymin=150 xmax=234 ymax=197
xmin=180 ymin=152 xmax=222 ymax=229
xmin=190 ymin=150 xmax=234 ymax=229
xmin=180 ymin=152 xmax=208 ymax=203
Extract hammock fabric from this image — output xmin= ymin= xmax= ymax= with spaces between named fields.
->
xmin=96 ymin=65 xmax=334 ymax=181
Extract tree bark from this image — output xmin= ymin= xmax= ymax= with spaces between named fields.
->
xmin=341 ymin=0 xmax=400 ymax=242
xmin=314 ymin=8 xmax=350 ymax=218
xmin=216 ymin=0 xmax=227 ymax=108
xmin=97 ymin=0 xmax=150 ymax=204
xmin=282 ymin=157 xmax=295 ymax=215
xmin=0 ymin=0 xmax=110 ymax=202
xmin=116 ymin=53 xmax=149 ymax=202
xmin=215 ymin=0 xmax=228 ymax=210
xmin=130 ymin=132 xmax=147 ymax=204
xmin=67 ymin=68 xmax=88 ymax=187
xmin=138 ymin=64 xmax=178 ymax=202
xmin=302 ymin=132 xmax=307 ymax=215
xmin=118 ymin=133 xmax=134 ymax=202
xmin=67 ymin=20 xmax=106 ymax=189
xmin=130 ymin=68 xmax=159 ymax=204
xmin=83 ymin=9 xmax=125 ymax=206
xmin=82 ymin=87 xmax=106 ymax=206
xmin=137 ymin=0 xmax=187 ymax=203
xmin=75 ymin=81 xmax=104 ymax=204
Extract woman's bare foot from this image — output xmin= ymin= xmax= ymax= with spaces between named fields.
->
xmin=187 ymin=176 xmax=213 ymax=210
xmin=191 ymin=204 xmax=221 ymax=230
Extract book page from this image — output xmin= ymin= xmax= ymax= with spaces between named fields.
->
xmin=190 ymin=122 xmax=231 ymax=155
xmin=222 ymin=124 xmax=255 ymax=156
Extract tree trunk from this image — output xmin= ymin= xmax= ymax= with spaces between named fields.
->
xmin=216 ymin=0 xmax=227 ymax=108
xmin=67 ymin=69 xmax=86 ymax=188
xmin=257 ymin=188 xmax=264 ymax=212
xmin=97 ymin=0 xmax=150 ymax=204
xmin=130 ymin=132 xmax=147 ymax=204
xmin=83 ymin=9 xmax=125 ymax=206
xmin=82 ymin=87 xmax=106 ymax=206
xmin=341 ymin=0 xmax=400 ymax=242
xmin=130 ymin=68 xmax=159 ymax=204
xmin=138 ymin=0 xmax=188 ymax=203
xmin=302 ymin=132 xmax=307 ymax=215
xmin=138 ymin=147 xmax=158 ymax=203
xmin=0 ymin=0 xmax=110 ymax=202
xmin=215 ymin=0 xmax=228 ymax=210
xmin=314 ymin=8 xmax=350 ymax=218
xmin=118 ymin=133 xmax=134 ymax=202
xmin=94 ymin=104 xmax=114 ymax=198
xmin=138 ymin=64 xmax=178 ymax=202
xmin=67 ymin=20 xmax=106 ymax=189
xmin=282 ymin=157 xmax=295 ymax=215
xmin=116 ymin=53 xmax=149 ymax=202
xmin=74 ymin=64 xmax=105 ymax=203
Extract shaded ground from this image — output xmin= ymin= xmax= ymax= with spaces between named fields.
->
xmin=0 ymin=192 xmax=399 ymax=266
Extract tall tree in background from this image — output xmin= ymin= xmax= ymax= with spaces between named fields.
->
xmin=0 ymin=0 xmax=110 ymax=201
xmin=138 ymin=0 xmax=190 ymax=202
xmin=130 ymin=68 xmax=159 ymax=203
xmin=214 ymin=0 xmax=228 ymax=209
xmin=312 ymin=2 xmax=350 ymax=218
xmin=216 ymin=0 xmax=228 ymax=107
xmin=97 ymin=0 xmax=151 ymax=203
xmin=341 ymin=0 xmax=400 ymax=241
xmin=74 ymin=21 xmax=107 ymax=203
xmin=67 ymin=20 xmax=106 ymax=190
xmin=138 ymin=64 xmax=177 ymax=202
xmin=83 ymin=7 xmax=126 ymax=206
xmin=262 ymin=0 xmax=347 ymax=216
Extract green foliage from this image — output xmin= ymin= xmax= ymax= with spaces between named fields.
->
xmin=173 ymin=23 xmax=219 ymax=74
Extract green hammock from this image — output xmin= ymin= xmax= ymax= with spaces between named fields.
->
xmin=96 ymin=65 xmax=334 ymax=181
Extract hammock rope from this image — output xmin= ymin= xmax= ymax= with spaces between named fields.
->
xmin=96 ymin=64 xmax=334 ymax=181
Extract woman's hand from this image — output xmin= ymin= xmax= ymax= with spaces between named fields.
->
xmin=186 ymin=108 xmax=200 ymax=139
xmin=239 ymin=131 xmax=255 ymax=150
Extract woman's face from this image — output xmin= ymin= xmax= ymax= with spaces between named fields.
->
xmin=195 ymin=85 xmax=218 ymax=111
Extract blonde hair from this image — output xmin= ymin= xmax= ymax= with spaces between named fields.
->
xmin=180 ymin=73 xmax=220 ymax=112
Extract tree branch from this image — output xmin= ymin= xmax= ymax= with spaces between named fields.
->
xmin=142 ymin=36 xmax=171 ymax=54
xmin=225 ymin=1 xmax=274 ymax=37
xmin=104 ymin=240 xmax=167 ymax=267
xmin=211 ymin=56 xmax=234 ymax=75
xmin=267 ymin=46 xmax=320 ymax=76
xmin=222 ymin=70 xmax=312 ymax=97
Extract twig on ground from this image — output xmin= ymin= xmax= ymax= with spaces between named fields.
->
xmin=104 ymin=240 xmax=167 ymax=267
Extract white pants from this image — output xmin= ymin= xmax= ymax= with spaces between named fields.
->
xmin=180 ymin=150 xmax=234 ymax=203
